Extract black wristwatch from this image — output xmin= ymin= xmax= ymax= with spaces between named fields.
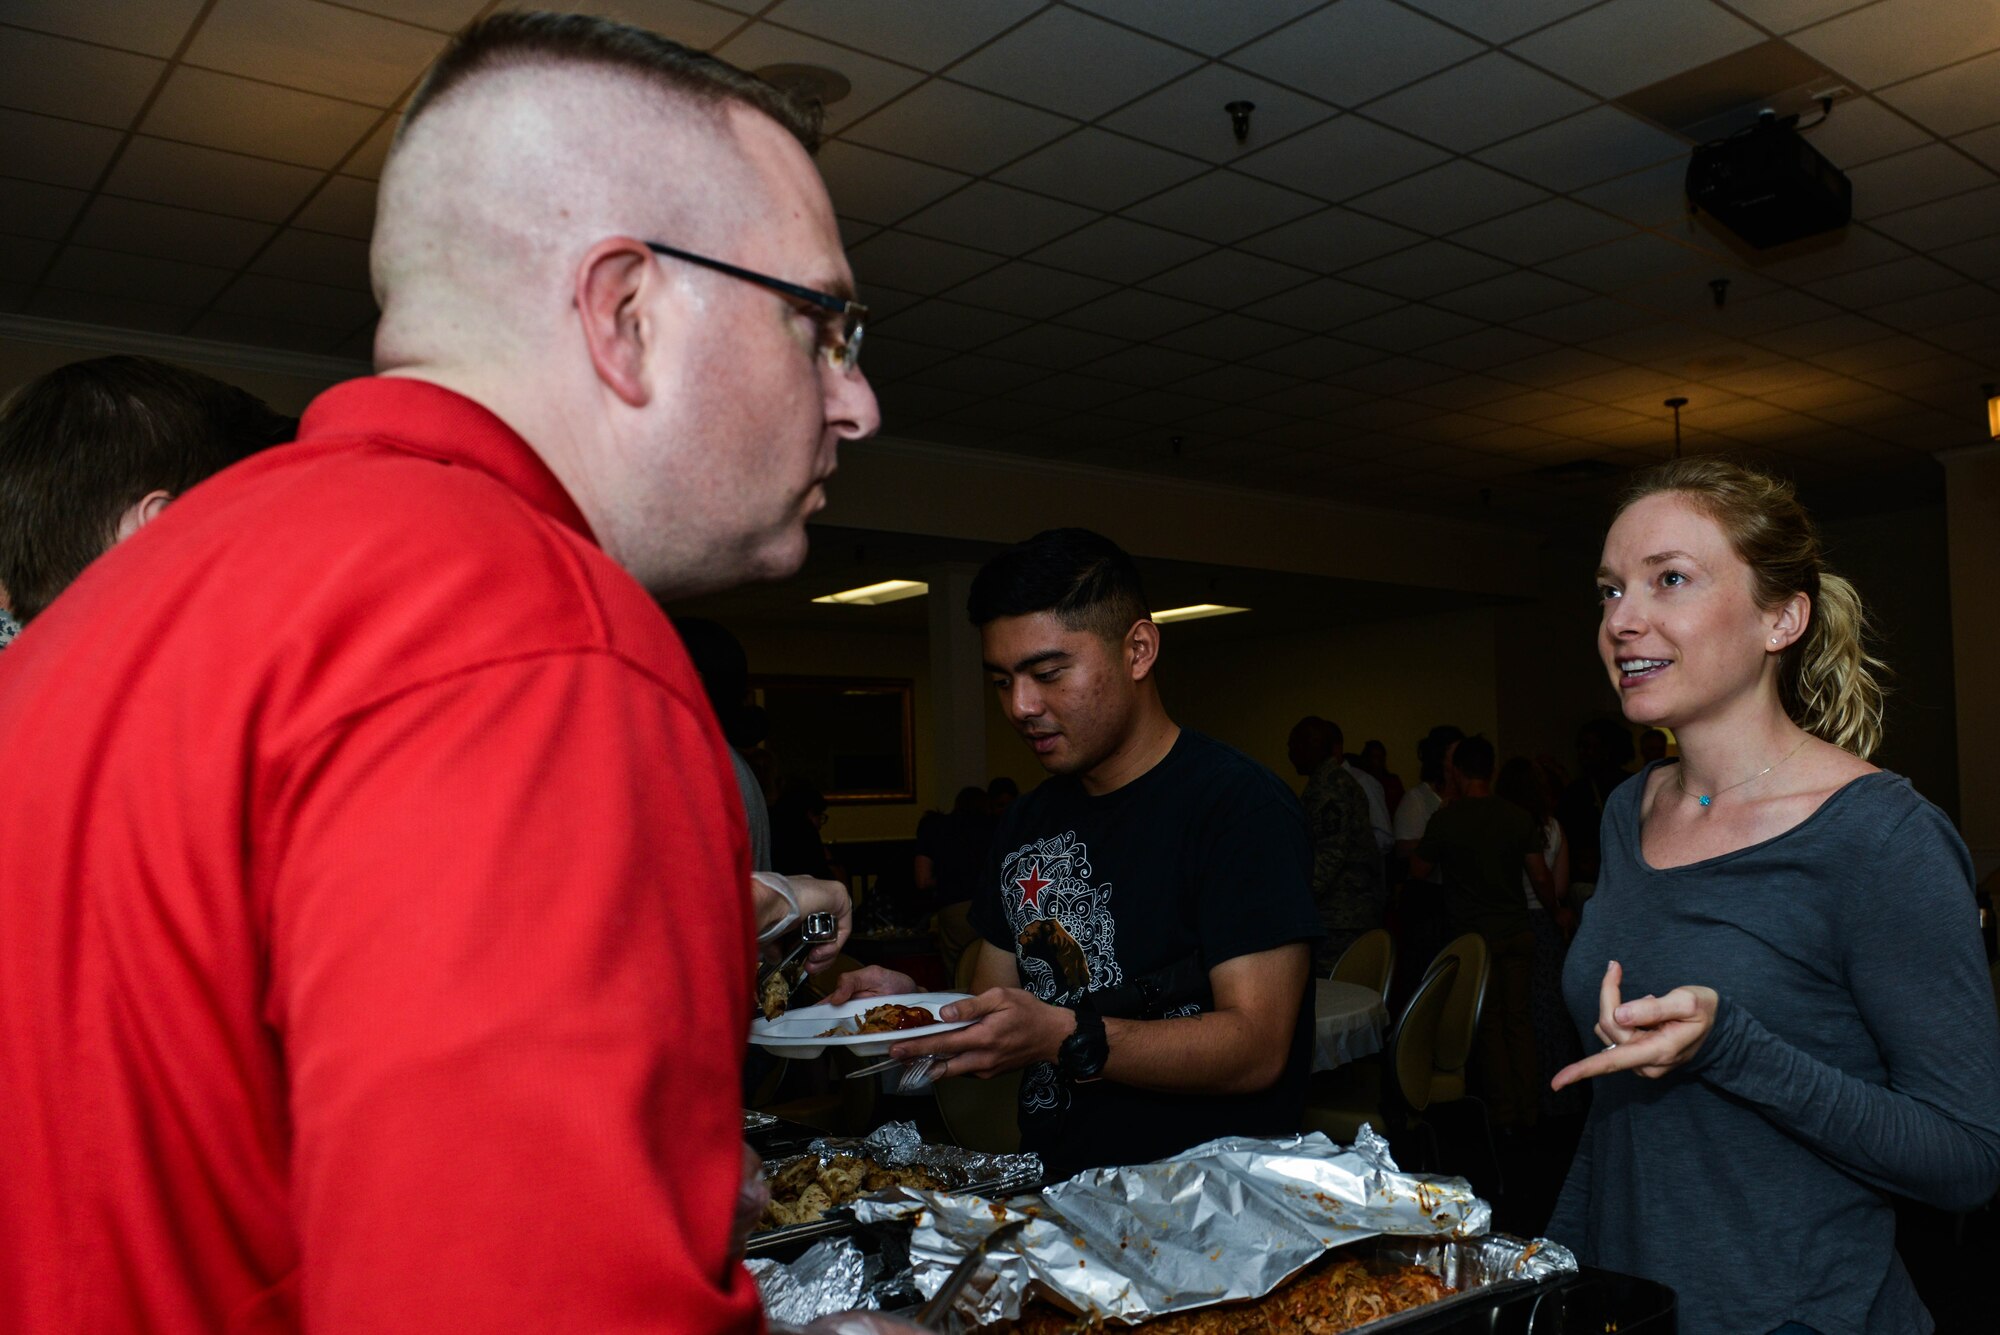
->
xmin=1057 ymin=1000 xmax=1108 ymax=1083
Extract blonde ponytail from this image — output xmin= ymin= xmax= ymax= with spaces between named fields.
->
xmin=1616 ymin=458 xmax=1890 ymax=760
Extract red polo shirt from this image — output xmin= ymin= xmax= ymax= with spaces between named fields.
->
xmin=0 ymin=378 xmax=761 ymax=1335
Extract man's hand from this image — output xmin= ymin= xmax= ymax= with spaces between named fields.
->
xmin=887 ymin=987 xmax=1075 ymax=1080
xmin=730 ymin=1142 xmax=767 ymax=1266
xmin=820 ymin=965 xmax=915 ymax=1006
xmin=1551 ymin=959 xmax=1718 ymax=1090
xmin=786 ymin=876 xmax=851 ymax=971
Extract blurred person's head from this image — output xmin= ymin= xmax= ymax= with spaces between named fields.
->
xmin=1495 ymin=755 xmax=1553 ymax=826
xmin=968 ymin=528 xmax=1159 ymax=785
xmin=986 ymin=776 xmax=1019 ymax=813
xmin=1446 ymin=734 xmax=1496 ymax=788
xmin=772 ymin=779 xmax=827 ymax=827
xmin=1286 ymin=716 xmax=1343 ymax=776
xmin=672 ymin=615 xmax=751 ymax=740
xmin=1574 ymin=717 xmax=1635 ymax=776
xmin=0 ymin=355 xmax=294 ymax=623
xmin=1359 ymin=739 xmax=1388 ymax=775
xmin=1599 ymin=457 xmax=1885 ymax=759
xmin=372 ymin=11 xmax=879 ymax=602
xmin=1638 ymin=727 xmax=1669 ymax=764
xmin=951 ymin=785 xmax=988 ymax=818
xmin=1416 ymin=724 xmax=1465 ymax=788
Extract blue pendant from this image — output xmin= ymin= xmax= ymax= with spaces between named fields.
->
xmin=1698 ymin=795 xmax=1712 ymax=806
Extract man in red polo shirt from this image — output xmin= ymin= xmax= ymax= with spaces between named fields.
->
xmin=0 ymin=13 xmax=879 ymax=1334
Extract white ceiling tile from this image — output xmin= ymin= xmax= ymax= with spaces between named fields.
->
xmin=715 ymin=24 xmax=925 ymax=133
xmin=815 ymin=142 xmax=970 ymax=224
xmin=1876 ymin=49 xmax=2000 ymax=140
xmin=1807 ymin=97 xmax=1936 ymax=168
xmin=186 ymin=310 xmax=346 ymax=354
xmin=841 ymin=215 xmax=879 ymax=252
xmin=977 ymin=323 xmax=1130 ymax=369
xmin=70 ymin=196 xmax=274 ymax=268
xmin=142 ymin=67 xmax=380 ymax=169
xmin=1101 ymin=65 xmax=1338 ymax=166
xmin=5 ymin=0 xmax=206 ymax=56
xmin=1177 ymin=362 xmax=1302 ymax=402
xmin=1430 ymin=270 xmax=1593 ymax=322
xmin=213 ymin=273 xmax=378 ymax=330
xmin=852 ymin=335 xmax=956 ymax=382
xmin=1237 ymin=205 xmax=1426 ymax=270
xmin=870 ymin=299 xmax=1029 ymax=349
xmin=1846 ymin=143 xmax=1996 ymax=218
xmin=1007 ymin=372 xmax=1145 ymax=412
xmin=0 ymin=107 xmax=122 ymax=190
xmin=899 ymin=181 xmax=1095 ymax=254
xmin=1123 ymin=170 xmax=1323 ymax=243
xmin=1426 ymin=325 xmax=1562 ymax=369
xmin=28 ymin=285 xmax=193 ymax=332
xmin=1087 ymin=344 xmax=1225 ymax=387
xmin=1625 ymin=267 xmax=1787 ymax=322
xmin=578 ymin=0 xmax=749 ymax=49
xmin=1065 ymin=0 xmax=1328 ymax=56
xmin=104 ymin=137 xmax=323 ymax=222
xmin=1343 ymin=240 xmax=1511 ymax=298
xmin=344 ymin=118 xmax=398 ymax=181
xmin=0 ymin=178 xmax=87 ymax=240
xmin=846 ymin=228 xmax=1003 ymax=292
xmin=187 ymin=0 xmax=445 ymax=108
xmin=1790 ymin=0 xmax=2000 ymax=91
xmin=994 ymin=128 xmax=1209 ymax=211
xmin=1231 ymin=0 xmax=1487 ymax=107
xmin=336 ymin=0 xmax=493 ymax=30
xmin=1738 ymin=304 xmax=1877 ymax=349
xmin=1451 ymin=197 xmax=1634 ymax=263
xmin=1958 ymin=122 xmax=2000 ymax=171
xmin=1338 ymin=304 xmax=1485 ymax=351
xmin=1934 ymin=235 xmax=2000 ymax=280
xmin=1240 ymin=277 xmax=1404 ymax=331
xmin=1510 ymin=295 xmax=1656 ymax=340
xmin=1364 ymin=53 xmax=1596 ymax=153
xmin=1805 ymin=255 xmax=1965 ymax=308
xmin=1347 ymin=159 xmax=1549 ymax=232
xmin=1868 ymin=283 xmax=2000 ymax=333
xmin=1054 ymin=288 xmax=1211 ymax=340
xmin=764 ymin=0 xmax=1041 ymax=71
xmin=1029 ymin=216 xmax=1213 ymax=283
xmin=252 ymin=228 xmax=372 ymax=290
xmin=1139 ymin=248 xmax=1314 ymax=308
xmin=1478 ymin=106 xmax=1686 ymax=191
xmin=1157 ymin=313 xmax=1306 ymax=361
xmin=0 ymin=28 xmax=164 ymax=128
xmin=843 ymin=79 xmax=1073 ymax=174
xmin=294 ymin=176 xmax=379 ymax=241
xmin=47 ymin=244 xmax=232 ymax=307
xmin=1869 ymin=184 xmax=2000 ymax=249
xmin=1235 ymin=114 xmax=1452 ymax=202
xmin=1510 ymin=0 xmax=1763 ymax=98
xmin=1396 ymin=0 xmax=1602 ymax=45
xmin=1752 ymin=224 xmax=1911 ymax=282
xmin=1575 ymin=159 xmax=1694 ymax=225
xmin=948 ymin=7 xmax=1202 ymax=120
xmin=942 ymin=261 xmax=1119 ymax=319
xmin=1721 ymin=0 xmax=1882 ymax=35
xmin=0 ymin=237 xmax=54 ymax=286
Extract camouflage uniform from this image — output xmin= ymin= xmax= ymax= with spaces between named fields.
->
xmin=1301 ymin=758 xmax=1384 ymax=972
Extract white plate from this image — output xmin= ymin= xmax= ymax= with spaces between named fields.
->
xmin=751 ymin=991 xmax=974 ymax=1059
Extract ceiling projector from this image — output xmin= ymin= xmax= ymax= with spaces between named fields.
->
xmin=1685 ymin=111 xmax=1852 ymax=249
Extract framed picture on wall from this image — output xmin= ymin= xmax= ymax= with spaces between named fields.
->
xmin=751 ymin=675 xmax=916 ymax=804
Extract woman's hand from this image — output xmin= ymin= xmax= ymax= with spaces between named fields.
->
xmin=1551 ymin=959 xmax=1719 ymax=1090
xmin=820 ymin=965 xmax=916 ymax=1006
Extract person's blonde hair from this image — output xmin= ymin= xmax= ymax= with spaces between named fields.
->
xmin=1615 ymin=458 xmax=1887 ymax=759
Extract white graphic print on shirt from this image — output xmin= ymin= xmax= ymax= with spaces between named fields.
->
xmin=999 ymin=831 xmax=1124 ymax=1116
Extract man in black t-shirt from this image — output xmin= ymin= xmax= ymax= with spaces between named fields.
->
xmin=829 ymin=529 xmax=1319 ymax=1180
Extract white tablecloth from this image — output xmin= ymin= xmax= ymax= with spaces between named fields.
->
xmin=1312 ymin=979 xmax=1390 ymax=1072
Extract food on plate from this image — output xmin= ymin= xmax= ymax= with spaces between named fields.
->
xmin=759 ymin=968 xmax=793 ymax=1021
xmin=815 ymin=1003 xmax=939 ymax=1037
xmin=1003 ymin=1259 xmax=1453 ymax=1335
xmin=757 ymin=1152 xmax=947 ymax=1229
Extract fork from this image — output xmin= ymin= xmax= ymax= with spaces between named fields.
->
xmin=846 ymin=1053 xmax=939 ymax=1094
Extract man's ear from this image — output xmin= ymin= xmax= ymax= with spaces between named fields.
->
xmin=575 ymin=238 xmax=659 ymax=409
xmin=114 ymin=490 xmax=173 ymax=544
xmin=1127 ymin=618 xmax=1161 ymax=682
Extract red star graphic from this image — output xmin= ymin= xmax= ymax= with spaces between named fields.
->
xmin=1015 ymin=860 xmax=1051 ymax=910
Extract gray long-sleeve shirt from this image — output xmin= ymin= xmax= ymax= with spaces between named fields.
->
xmin=1549 ymin=765 xmax=2000 ymax=1335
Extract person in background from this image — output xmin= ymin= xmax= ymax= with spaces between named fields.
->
xmin=1494 ymin=756 xmax=1582 ymax=1119
xmin=676 ymin=616 xmax=772 ymax=871
xmin=987 ymin=774 xmax=1020 ymax=816
xmin=0 ymin=354 xmax=295 ymax=627
xmin=0 ymin=14 xmax=892 ymax=1335
xmin=1549 ymin=457 xmax=2000 ymax=1335
xmin=1637 ymin=727 xmax=1669 ymax=765
xmin=1289 ymin=716 xmax=1385 ymax=972
xmin=1325 ymin=721 xmax=1393 ymax=860
xmin=1556 ymin=717 xmax=1637 ymax=887
xmin=1411 ymin=735 xmax=1559 ymax=1129
xmin=1390 ymin=723 xmax=1463 ymax=995
xmin=1393 ymin=724 xmax=1463 ymax=863
xmin=917 ymin=785 xmax=998 ymax=979
xmin=1358 ymin=738 xmax=1405 ymax=818
xmin=770 ymin=780 xmax=834 ymax=880
xmin=831 ymin=528 xmax=1319 ymax=1180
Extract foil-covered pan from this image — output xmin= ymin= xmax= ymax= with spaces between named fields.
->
xmin=750 ymin=1121 xmax=1043 ymax=1256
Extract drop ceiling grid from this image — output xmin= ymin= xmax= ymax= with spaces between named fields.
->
xmin=0 ymin=0 xmax=1993 ymax=515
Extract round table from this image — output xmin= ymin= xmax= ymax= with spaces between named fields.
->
xmin=1312 ymin=979 xmax=1390 ymax=1072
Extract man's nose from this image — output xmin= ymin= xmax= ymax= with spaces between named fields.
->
xmin=826 ymin=363 xmax=880 ymax=442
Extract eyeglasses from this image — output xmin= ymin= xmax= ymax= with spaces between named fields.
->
xmin=645 ymin=241 xmax=867 ymax=372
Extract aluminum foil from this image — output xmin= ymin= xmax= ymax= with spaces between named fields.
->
xmin=791 ymin=1120 xmax=1043 ymax=1191
xmin=1373 ymin=1233 xmax=1578 ymax=1292
xmin=851 ymin=1127 xmax=1498 ymax=1328
xmin=751 ymin=1238 xmax=877 ymax=1328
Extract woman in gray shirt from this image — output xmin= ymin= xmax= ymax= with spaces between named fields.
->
xmin=1549 ymin=458 xmax=2000 ymax=1335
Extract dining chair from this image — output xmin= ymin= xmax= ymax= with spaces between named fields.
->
xmin=1301 ymin=955 xmax=1460 ymax=1168
xmin=1422 ymin=933 xmax=1501 ymax=1191
xmin=1330 ymin=928 xmax=1396 ymax=1006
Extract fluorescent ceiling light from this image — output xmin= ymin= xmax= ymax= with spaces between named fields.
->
xmin=1152 ymin=604 xmax=1250 ymax=624
xmin=812 ymin=579 xmax=929 ymax=606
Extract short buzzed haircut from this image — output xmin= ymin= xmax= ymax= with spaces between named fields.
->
xmin=401 ymin=9 xmax=820 ymax=152
xmin=1451 ymin=734 xmax=1497 ymax=782
xmin=967 ymin=528 xmax=1150 ymax=643
xmin=0 ymin=356 xmax=294 ymax=623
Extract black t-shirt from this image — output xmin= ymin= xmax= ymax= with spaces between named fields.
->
xmin=969 ymin=729 xmax=1320 ymax=1181
xmin=1418 ymin=795 xmax=1538 ymax=941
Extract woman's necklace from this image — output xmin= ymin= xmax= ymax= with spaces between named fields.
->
xmin=1677 ymin=735 xmax=1811 ymax=808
